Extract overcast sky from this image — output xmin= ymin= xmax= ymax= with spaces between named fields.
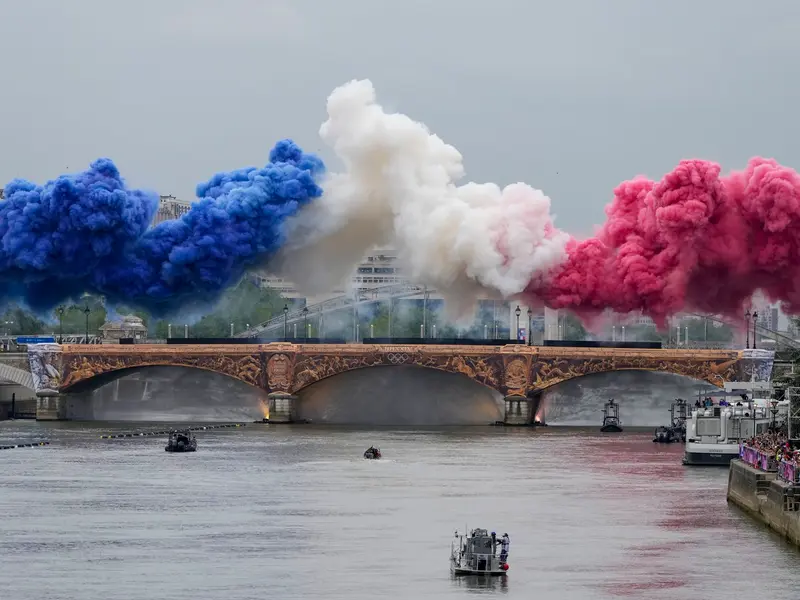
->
xmin=1 ymin=0 xmax=799 ymax=235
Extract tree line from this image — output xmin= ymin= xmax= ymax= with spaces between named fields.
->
xmin=0 ymin=284 xmax=737 ymax=343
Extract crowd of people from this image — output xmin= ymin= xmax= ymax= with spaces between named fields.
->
xmin=744 ymin=430 xmax=798 ymax=465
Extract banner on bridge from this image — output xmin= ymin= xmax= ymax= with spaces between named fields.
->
xmin=16 ymin=337 xmax=56 ymax=344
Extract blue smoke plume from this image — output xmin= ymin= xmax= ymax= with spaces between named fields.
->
xmin=0 ymin=139 xmax=324 ymax=316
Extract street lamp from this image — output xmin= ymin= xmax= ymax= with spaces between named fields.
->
xmin=83 ymin=305 xmax=91 ymax=344
xmin=527 ymin=308 xmax=532 ymax=346
xmin=752 ymin=311 xmax=758 ymax=349
xmin=283 ymin=304 xmax=289 ymax=341
xmin=302 ymin=306 xmax=309 ymax=340
xmin=515 ymin=305 xmax=521 ymax=341
xmin=770 ymin=399 xmax=780 ymax=431
xmin=57 ymin=306 xmax=64 ymax=343
xmin=745 ymin=309 xmax=751 ymax=348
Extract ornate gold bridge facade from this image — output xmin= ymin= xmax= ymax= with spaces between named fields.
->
xmin=23 ymin=342 xmax=771 ymax=422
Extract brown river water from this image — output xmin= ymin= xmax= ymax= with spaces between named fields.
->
xmin=1 ymin=421 xmax=799 ymax=600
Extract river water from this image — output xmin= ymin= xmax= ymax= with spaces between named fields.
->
xmin=1 ymin=422 xmax=799 ymax=600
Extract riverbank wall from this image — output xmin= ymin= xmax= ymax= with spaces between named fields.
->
xmin=727 ymin=459 xmax=800 ymax=546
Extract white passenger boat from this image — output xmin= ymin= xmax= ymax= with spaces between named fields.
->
xmin=683 ymin=387 xmax=784 ymax=466
xmin=450 ymin=528 xmax=509 ymax=576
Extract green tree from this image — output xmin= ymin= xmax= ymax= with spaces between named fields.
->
xmin=562 ymin=313 xmax=587 ymax=341
xmin=685 ymin=317 xmax=733 ymax=343
xmin=1 ymin=305 xmax=47 ymax=335
xmin=53 ymin=296 xmax=107 ymax=336
xmin=147 ymin=279 xmax=285 ymax=338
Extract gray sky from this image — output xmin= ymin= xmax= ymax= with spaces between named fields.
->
xmin=1 ymin=0 xmax=799 ymax=235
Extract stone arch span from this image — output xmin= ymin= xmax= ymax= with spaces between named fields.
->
xmin=535 ymin=369 xmax=715 ymax=427
xmin=0 ymin=362 xmax=35 ymax=391
xmin=293 ymin=364 xmax=504 ymax=425
xmin=61 ymin=363 xmax=266 ymax=394
xmin=60 ymin=350 xmax=265 ymax=394
xmin=285 ymin=350 xmax=505 ymax=395
xmin=532 ymin=366 xmax=727 ymax=393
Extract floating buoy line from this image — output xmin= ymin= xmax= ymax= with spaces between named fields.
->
xmin=0 ymin=441 xmax=50 ymax=450
xmin=100 ymin=423 xmax=247 ymax=439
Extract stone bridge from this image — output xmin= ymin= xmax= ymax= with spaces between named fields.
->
xmin=7 ymin=343 xmax=775 ymax=423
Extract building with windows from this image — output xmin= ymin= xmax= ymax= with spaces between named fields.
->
xmin=253 ymin=248 xmax=406 ymax=304
xmin=151 ymin=194 xmax=192 ymax=226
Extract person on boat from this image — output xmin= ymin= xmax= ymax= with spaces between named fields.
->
xmin=499 ymin=533 xmax=510 ymax=563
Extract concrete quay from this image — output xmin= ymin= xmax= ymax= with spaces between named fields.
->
xmin=726 ymin=459 xmax=800 ymax=546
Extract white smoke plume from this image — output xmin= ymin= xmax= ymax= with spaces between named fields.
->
xmin=272 ymin=79 xmax=569 ymax=317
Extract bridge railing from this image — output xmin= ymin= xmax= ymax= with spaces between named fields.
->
xmin=238 ymin=283 xmax=428 ymax=337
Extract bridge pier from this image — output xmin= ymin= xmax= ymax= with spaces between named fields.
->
xmin=503 ymin=395 xmax=534 ymax=426
xmin=268 ymin=392 xmax=297 ymax=423
xmin=36 ymin=395 xmax=68 ymax=421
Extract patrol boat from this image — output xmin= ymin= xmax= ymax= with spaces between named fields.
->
xmin=165 ymin=429 xmax=197 ymax=453
xmin=600 ymin=399 xmax=623 ymax=432
xmin=450 ymin=528 xmax=509 ymax=576
xmin=364 ymin=446 xmax=381 ymax=459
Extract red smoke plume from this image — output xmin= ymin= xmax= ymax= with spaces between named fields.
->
xmin=524 ymin=158 xmax=800 ymax=325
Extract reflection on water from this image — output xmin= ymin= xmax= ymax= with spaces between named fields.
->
xmin=1 ymin=422 xmax=799 ymax=600
xmin=450 ymin=574 xmax=509 ymax=594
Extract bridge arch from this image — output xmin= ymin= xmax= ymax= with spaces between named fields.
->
xmin=532 ymin=365 xmax=727 ymax=393
xmin=536 ymin=369 xmax=714 ymax=426
xmin=293 ymin=364 xmax=504 ymax=425
xmin=0 ymin=363 xmax=35 ymax=391
xmin=0 ymin=354 xmax=35 ymax=391
xmin=61 ymin=363 xmax=264 ymax=394
xmin=288 ymin=354 xmax=506 ymax=396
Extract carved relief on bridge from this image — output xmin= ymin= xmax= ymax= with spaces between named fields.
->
xmin=503 ymin=355 xmax=531 ymax=396
xmin=530 ymin=351 xmax=741 ymax=390
xmin=289 ymin=346 xmax=504 ymax=394
xmin=59 ymin=345 xmax=265 ymax=391
xmin=265 ymin=353 xmax=295 ymax=392
xmin=49 ymin=343 xmax=766 ymax=398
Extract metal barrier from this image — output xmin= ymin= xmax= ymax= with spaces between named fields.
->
xmin=739 ymin=444 xmax=779 ymax=472
xmin=778 ymin=459 xmax=800 ymax=484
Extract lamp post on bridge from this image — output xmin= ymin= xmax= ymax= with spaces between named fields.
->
xmin=302 ymin=306 xmax=309 ymax=340
xmin=745 ymin=309 xmax=751 ymax=348
xmin=770 ymin=399 xmax=780 ymax=431
xmin=283 ymin=304 xmax=289 ymax=342
xmin=515 ymin=305 xmax=521 ymax=342
xmin=752 ymin=311 xmax=758 ymax=350
xmin=57 ymin=306 xmax=64 ymax=343
xmin=527 ymin=308 xmax=532 ymax=346
xmin=83 ymin=305 xmax=91 ymax=344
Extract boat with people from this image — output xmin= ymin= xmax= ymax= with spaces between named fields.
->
xmin=600 ymin=399 xmax=623 ymax=432
xmin=165 ymin=429 xmax=197 ymax=453
xmin=450 ymin=528 xmax=509 ymax=576
xmin=683 ymin=386 xmax=784 ymax=466
xmin=364 ymin=446 xmax=381 ymax=459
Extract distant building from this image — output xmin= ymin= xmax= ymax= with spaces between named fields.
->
xmin=0 ymin=188 xmax=4 ymax=199
xmin=151 ymin=195 xmax=192 ymax=226
xmin=99 ymin=315 xmax=148 ymax=343
xmin=253 ymin=248 xmax=406 ymax=304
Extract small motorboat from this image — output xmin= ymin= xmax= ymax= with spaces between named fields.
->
xmin=451 ymin=528 xmax=509 ymax=576
xmin=653 ymin=425 xmax=677 ymax=443
xmin=600 ymin=399 xmax=623 ymax=433
xmin=364 ymin=446 xmax=381 ymax=459
xmin=654 ymin=399 xmax=688 ymax=443
xmin=165 ymin=429 xmax=197 ymax=453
